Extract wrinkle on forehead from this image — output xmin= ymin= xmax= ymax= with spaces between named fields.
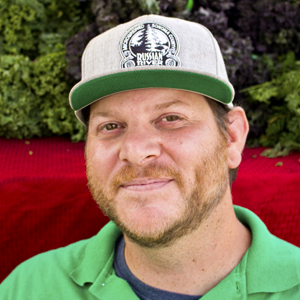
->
xmin=89 ymin=88 xmax=209 ymax=122
xmin=154 ymin=99 xmax=191 ymax=111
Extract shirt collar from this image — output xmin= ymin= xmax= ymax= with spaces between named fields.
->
xmin=235 ymin=206 xmax=300 ymax=294
xmin=70 ymin=206 xmax=300 ymax=296
xmin=70 ymin=221 xmax=122 ymax=286
xmin=70 ymin=222 xmax=140 ymax=299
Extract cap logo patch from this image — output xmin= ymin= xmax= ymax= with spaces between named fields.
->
xmin=120 ymin=22 xmax=180 ymax=68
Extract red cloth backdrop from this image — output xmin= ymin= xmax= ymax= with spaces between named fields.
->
xmin=1 ymin=137 xmax=300 ymax=282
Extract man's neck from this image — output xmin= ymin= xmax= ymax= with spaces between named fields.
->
xmin=123 ymin=196 xmax=252 ymax=296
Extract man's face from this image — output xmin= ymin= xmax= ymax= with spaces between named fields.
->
xmin=86 ymin=88 xmax=229 ymax=248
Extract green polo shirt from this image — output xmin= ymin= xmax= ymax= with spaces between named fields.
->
xmin=1 ymin=206 xmax=300 ymax=299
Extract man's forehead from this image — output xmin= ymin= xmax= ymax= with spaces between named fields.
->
xmin=89 ymin=88 xmax=207 ymax=116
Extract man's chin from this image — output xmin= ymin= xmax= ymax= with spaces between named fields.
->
xmin=110 ymin=210 xmax=199 ymax=249
xmin=117 ymin=223 xmax=182 ymax=249
xmin=126 ymin=232 xmax=174 ymax=249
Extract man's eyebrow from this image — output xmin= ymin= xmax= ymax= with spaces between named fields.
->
xmin=154 ymin=99 xmax=190 ymax=110
xmin=90 ymin=100 xmax=189 ymax=119
xmin=90 ymin=110 xmax=115 ymax=119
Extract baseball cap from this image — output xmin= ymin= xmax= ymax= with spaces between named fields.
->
xmin=69 ymin=14 xmax=235 ymax=125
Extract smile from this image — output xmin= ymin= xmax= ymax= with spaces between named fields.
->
xmin=120 ymin=179 xmax=173 ymax=192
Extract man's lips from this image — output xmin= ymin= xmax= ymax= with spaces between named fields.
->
xmin=120 ymin=178 xmax=173 ymax=191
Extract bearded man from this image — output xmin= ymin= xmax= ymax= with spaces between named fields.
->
xmin=1 ymin=14 xmax=300 ymax=300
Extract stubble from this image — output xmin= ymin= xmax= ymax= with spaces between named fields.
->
xmin=86 ymin=136 xmax=229 ymax=249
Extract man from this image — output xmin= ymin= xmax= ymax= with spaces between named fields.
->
xmin=1 ymin=14 xmax=300 ymax=299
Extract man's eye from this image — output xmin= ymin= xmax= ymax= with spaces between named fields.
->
xmin=104 ymin=123 xmax=119 ymax=131
xmin=162 ymin=115 xmax=180 ymax=122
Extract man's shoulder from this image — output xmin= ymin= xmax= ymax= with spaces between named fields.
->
xmin=0 ymin=237 xmax=91 ymax=299
xmin=264 ymin=232 xmax=300 ymax=278
xmin=0 ymin=222 xmax=122 ymax=300
xmin=234 ymin=206 xmax=300 ymax=296
xmin=271 ymin=232 xmax=300 ymax=257
xmin=21 ymin=236 xmax=91 ymax=273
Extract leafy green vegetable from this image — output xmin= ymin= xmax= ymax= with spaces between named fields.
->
xmin=1 ymin=0 xmax=300 ymax=157
xmin=243 ymin=53 xmax=300 ymax=157
xmin=0 ymin=52 xmax=86 ymax=141
xmin=0 ymin=0 xmax=90 ymax=141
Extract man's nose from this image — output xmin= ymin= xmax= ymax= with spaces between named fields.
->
xmin=119 ymin=127 xmax=161 ymax=165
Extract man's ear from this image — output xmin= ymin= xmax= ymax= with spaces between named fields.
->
xmin=227 ymin=107 xmax=249 ymax=169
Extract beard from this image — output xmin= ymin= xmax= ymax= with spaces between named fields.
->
xmin=86 ymin=136 xmax=229 ymax=249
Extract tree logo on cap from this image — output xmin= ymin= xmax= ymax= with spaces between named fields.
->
xmin=120 ymin=22 xmax=180 ymax=68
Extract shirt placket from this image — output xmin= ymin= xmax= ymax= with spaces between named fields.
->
xmin=201 ymin=251 xmax=248 ymax=300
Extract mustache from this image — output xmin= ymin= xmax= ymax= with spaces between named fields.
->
xmin=110 ymin=163 xmax=184 ymax=190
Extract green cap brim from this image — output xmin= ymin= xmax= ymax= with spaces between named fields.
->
xmin=70 ymin=69 xmax=233 ymax=112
